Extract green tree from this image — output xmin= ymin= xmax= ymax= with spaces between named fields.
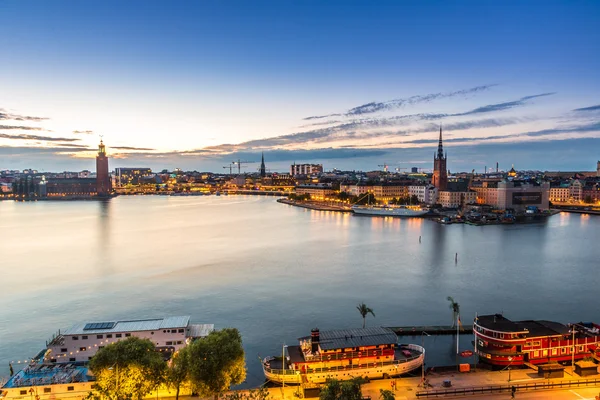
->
xmin=379 ymin=389 xmax=395 ymax=400
xmin=188 ymin=328 xmax=246 ymax=400
xmin=224 ymin=387 xmax=270 ymax=400
xmin=88 ymin=337 xmax=167 ymax=400
xmin=584 ymin=195 xmax=593 ymax=204
xmin=357 ymin=303 xmax=375 ymax=328
xmin=447 ymin=296 xmax=460 ymax=328
xmin=410 ymin=195 xmax=419 ymax=205
xmin=319 ymin=378 xmax=363 ymax=400
xmin=168 ymin=346 xmax=191 ymax=400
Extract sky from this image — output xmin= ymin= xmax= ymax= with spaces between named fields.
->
xmin=1 ymin=0 xmax=599 ymax=173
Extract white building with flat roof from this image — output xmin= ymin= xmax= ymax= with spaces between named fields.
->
xmin=45 ymin=316 xmax=213 ymax=363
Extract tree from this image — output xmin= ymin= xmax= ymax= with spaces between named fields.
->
xmin=224 ymin=387 xmax=270 ymax=400
xmin=379 ymin=389 xmax=395 ymax=400
xmin=410 ymin=195 xmax=419 ymax=205
xmin=584 ymin=195 xmax=593 ymax=204
xmin=168 ymin=346 xmax=191 ymax=400
xmin=447 ymin=296 xmax=460 ymax=328
xmin=187 ymin=328 xmax=246 ymax=400
xmin=319 ymin=378 xmax=363 ymax=400
xmin=357 ymin=303 xmax=375 ymax=329
xmin=88 ymin=337 xmax=167 ymax=400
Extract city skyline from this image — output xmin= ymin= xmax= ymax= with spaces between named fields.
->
xmin=1 ymin=1 xmax=599 ymax=172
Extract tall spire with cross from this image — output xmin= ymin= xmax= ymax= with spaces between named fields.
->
xmin=432 ymin=124 xmax=448 ymax=191
xmin=260 ymin=152 xmax=266 ymax=178
xmin=437 ymin=124 xmax=444 ymax=160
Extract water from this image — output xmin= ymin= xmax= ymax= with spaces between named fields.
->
xmin=1 ymin=196 xmax=599 ymax=387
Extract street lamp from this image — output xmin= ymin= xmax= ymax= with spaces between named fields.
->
xmin=421 ymin=332 xmax=430 ymax=386
xmin=507 ymin=357 xmax=513 ymax=382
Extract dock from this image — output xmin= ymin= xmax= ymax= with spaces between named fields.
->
xmin=387 ymin=325 xmax=473 ymax=336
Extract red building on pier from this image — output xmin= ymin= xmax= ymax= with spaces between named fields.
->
xmin=474 ymin=314 xmax=600 ymax=367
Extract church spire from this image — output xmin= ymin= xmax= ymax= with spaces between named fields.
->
xmin=436 ymin=124 xmax=444 ymax=160
xmin=260 ymin=152 xmax=266 ymax=178
xmin=98 ymin=137 xmax=106 ymax=156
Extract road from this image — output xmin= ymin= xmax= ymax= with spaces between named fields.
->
xmin=462 ymin=387 xmax=600 ymax=399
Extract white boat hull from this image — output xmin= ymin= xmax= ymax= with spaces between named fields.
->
xmin=263 ymin=344 xmax=424 ymax=385
xmin=352 ymin=206 xmax=428 ymax=217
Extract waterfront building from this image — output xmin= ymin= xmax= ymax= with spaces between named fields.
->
xmin=496 ymin=180 xmax=550 ymax=211
xmin=408 ymin=184 xmax=435 ymax=204
xmin=549 ymin=183 xmax=570 ymax=203
xmin=291 ymin=163 xmax=323 ymax=177
xmin=437 ymin=190 xmax=477 ymax=208
xmin=45 ymin=316 xmax=213 ymax=363
xmin=115 ymin=167 xmax=153 ymax=187
xmin=95 ymin=140 xmax=111 ymax=197
xmin=432 ymin=126 xmax=448 ymax=191
xmin=474 ymin=314 xmax=600 ymax=367
xmin=295 ymin=183 xmax=336 ymax=198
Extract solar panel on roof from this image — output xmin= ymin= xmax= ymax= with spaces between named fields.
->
xmin=83 ymin=322 xmax=115 ymax=330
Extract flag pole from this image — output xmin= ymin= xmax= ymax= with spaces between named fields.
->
xmin=456 ymin=313 xmax=459 ymax=354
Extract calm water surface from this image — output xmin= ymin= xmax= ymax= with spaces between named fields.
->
xmin=1 ymin=196 xmax=599 ymax=386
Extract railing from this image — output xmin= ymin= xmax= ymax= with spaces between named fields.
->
xmin=264 ymin=349 xmax=424 ymax=376
xmin=415 ymin=377 xmax=600 ymax=397
xmin=302 ymin=347 xmax=396 ymax=362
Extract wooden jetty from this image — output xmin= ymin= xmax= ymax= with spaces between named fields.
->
xmin=387 ymin=325 xmax=473 ymax=336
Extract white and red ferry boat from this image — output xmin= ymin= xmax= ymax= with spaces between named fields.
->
xmin=262 ymin=327 xmax=424 ymax=384
xmin=474 ymin=314 xmax=600 ymax=366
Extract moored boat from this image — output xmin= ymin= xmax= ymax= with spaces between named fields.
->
xmin=262 ymin=327 xmax=424 ymax=385
xmin=352 ymin=205 xmax=429 ymax=217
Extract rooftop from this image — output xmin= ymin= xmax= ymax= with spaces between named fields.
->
xmin=476 ymin=315 xmax=570 ymax=337
xmin=303 ymin=327 xmax=398 ymax=351
xmin=63 ymin=316 xmax=191 ymax=335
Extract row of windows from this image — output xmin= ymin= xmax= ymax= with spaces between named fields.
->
xmin=72 ymin=333 xmax=130 ymax=340
xmin=165 ymin=341 xmax=184 ymax=345
xmin=20 ymin=387 xmax=75 ymax=395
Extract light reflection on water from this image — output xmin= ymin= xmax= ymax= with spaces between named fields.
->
xmin=0 ymin=199 xmax=598 ymax=387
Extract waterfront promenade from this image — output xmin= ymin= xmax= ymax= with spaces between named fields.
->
xmin=237 ymin=367 xmax=600 ymax=400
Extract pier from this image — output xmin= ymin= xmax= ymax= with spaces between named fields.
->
xmin=387 ymin=325 xmax=473 ymax=336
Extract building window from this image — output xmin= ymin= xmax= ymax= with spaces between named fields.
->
xmin=44 ymin=388 xmax=51 ymax=393
xmin=72 ymin=336 xmax=79 ymax=340
xmin=580 ymin=346 xmax=584 ymax=351
xmin=177 ymin=341 xmax=183 ymax=345
xmin=97 ymin=335 xmax=103 ymax=339
xmin=107 ymin=334 xmax=112 ymax=338
xmin=99 ymin=346 xmax=104 ymax=349
xmin=70 ymin=358 xmax=76 ymax=362
xmin=82 ymin=336 xmax=88 ymax=340
xmin=552 ymin=349 xmax=557 ymax=355
xmin=116 ymin=334 xmax=122 ymax=338
xmin=80 ymin=347 xmax=87 ymax=352
xmin=151 ymin=332 xmax=154 ymax=335
xmin=125 ymin=333 xmax=131 ymax=337
xmin=61 ymin=348 xmax=68 ymax=352
xmin=67 ymin=386 xmax=74 ymax=391
xmin=166 ymin=341 xmax=173 ymax=346
xmin=562 ymin=348 xmax=566 ymax=354
xmin=178 ymin=329 xmax=184 ymax=333
xmin=20 ymin=390 xmax=27 ymax=395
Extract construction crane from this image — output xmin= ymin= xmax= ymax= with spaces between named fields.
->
xmin=232 ymin=159 xmax=254 ymax=175
xmin=378 ymin=163 xmax=389 ymax=172
xmin=223 ymin=164 xmax=234 ymax=175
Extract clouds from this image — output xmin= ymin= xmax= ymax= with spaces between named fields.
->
xmin=0 ymin=125 xmax=44 ymax=131
xmin=73 ymin=130 xmax=94 ymax=134
xmin=573 ymin=105 xmax=600 ymax=112
xmin=112 ymin=146 xmax=156 ymax=151
xmin=303 ymin=84 xmax=497 ymax=120
xmin=0 ymin=133 xmax=80 ymax=142
xmin=0 ymin=108 xmax=49 ymax=122
xmin=456 ymin=92 xmax=556 ymax=115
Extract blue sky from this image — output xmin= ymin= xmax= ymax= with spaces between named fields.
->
xmin=1 ymin=0 xmax=599 ymax=172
